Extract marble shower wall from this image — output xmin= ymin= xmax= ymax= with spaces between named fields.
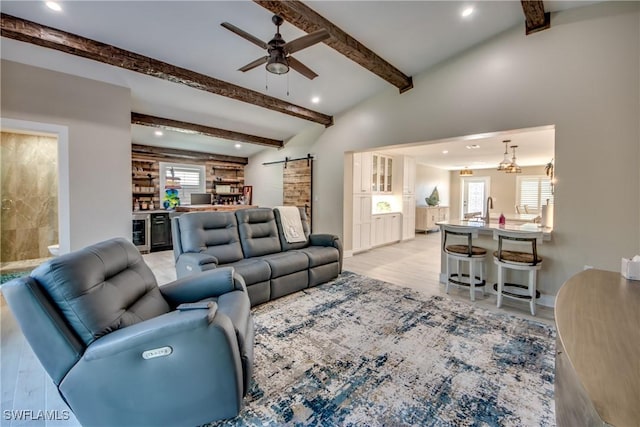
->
xmin=1 ymin=132 xmax=58 ymax=262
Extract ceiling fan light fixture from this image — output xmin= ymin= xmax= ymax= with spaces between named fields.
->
xmin=266 ymin=50 xmax=289 ymax=75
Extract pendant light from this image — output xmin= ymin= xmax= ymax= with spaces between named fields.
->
xmin=459 ymin=167 xmax=473 ymax=176
xmin=505 ymin=145 xmax=522 ymax=174
xmin=497 ymin=140 xmax=511 ymax=171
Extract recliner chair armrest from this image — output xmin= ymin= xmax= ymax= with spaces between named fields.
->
xmin=160 ymin=267 xmax=248 ymax=307
xmin=84 ymin=308 xmax=222 ymax=361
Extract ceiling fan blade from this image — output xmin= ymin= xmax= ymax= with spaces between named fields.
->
xmin=284 ymin=29 xmax=330 ymax=55
xmin=238 ymin=56 xmax=269 ymax=72
xmin=221 ymin=22 xmax=268 ymax=50
xmin=288 ymin=56 xmax=319 ymax=80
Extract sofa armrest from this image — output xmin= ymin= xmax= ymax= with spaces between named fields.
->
xmin=160 ymin=267 xmax=246 ymax=307
xmin=182 ymin=252 xmax=219 ymax=266
xmin=175 ymin=252 xmax=219 ymax=279
xmin=310 ymin=233 xmax=339 ymax=247
xmin=310 ymin=234 xmax=343 ymax=271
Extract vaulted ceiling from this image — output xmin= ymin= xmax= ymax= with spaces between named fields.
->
xmin=1 ymin=1 xmax=591 ymax=159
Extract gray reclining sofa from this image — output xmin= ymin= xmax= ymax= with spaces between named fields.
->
xmin=172 ymin=207 xmax=343 ymax=306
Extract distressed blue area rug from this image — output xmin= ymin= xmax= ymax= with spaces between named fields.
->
xmin=212 ymin=271 xmax=556 ymax=426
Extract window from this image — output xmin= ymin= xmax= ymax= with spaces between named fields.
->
xmin=517 ymin=176 xmax=553 ymax=213
xmin=159 ymin=162 xmax=206 ymax=206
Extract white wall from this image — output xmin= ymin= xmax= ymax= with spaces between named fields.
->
xmin=246 ymin=2 xmax=640 ymax=295
xmin=1 ymin=60 xmax=132 ymax=252
xmin=415 ymin=163 xmax=451 ymax=207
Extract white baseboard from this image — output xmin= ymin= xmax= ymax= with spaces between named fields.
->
xmin=344 ymin=250 xmax=354 ymax=258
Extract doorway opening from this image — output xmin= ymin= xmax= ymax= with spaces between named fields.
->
xmin=1 ymin=130 xmax=59 ymax=267
xmin=461 ymin=176 xmax=491 ymax=218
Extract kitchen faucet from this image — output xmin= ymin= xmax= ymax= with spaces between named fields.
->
xmin=484 ymin=196 xmax=493 ymax=223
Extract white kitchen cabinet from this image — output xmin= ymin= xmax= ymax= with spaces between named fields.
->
xmin=352 ymin=152 xmax=372 ymax=194
xmin=352 ymin=194 xmax=372 ymax=253
xmin=415 ymin=206 xmax=449 ymax=232
xmin=371 ymin=213 xmax=401 ymax=247
xmin=402 ymin=156 xmax=416 ymax=195
xmin=372 ymin=154 xmax=393 ymax=193
xmin=402 ymin=195 xmax=416 ymax=240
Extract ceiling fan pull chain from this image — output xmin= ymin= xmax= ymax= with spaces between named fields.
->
xmin=265 ymin=69 xmax=268 ymax=92
xmin=287 ymin=73 xmax=290 ymax=96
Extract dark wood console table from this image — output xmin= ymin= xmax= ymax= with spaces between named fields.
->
xmin=555 ymin=269 xmax=640 ymax=426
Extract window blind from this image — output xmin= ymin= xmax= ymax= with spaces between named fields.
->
xmin=517 ymin=176 xmax=554 ymax=213
xmin=160 ymin=163 xmax=206 ymax=205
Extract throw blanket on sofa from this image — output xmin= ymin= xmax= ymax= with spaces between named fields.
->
xmin=275 ymin=206 xmax=307 ymax=243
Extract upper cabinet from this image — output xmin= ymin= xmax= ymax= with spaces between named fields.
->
xmin=402 ymin=156 xmax=416 ymax=195
xmin=372 ymin=153 xmax=393 ymax=193
xmin=352 ymin=152 xmax=372 ymax=194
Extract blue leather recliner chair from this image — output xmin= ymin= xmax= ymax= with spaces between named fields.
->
xmin=2 ymin=237 xmax=254 ymax=426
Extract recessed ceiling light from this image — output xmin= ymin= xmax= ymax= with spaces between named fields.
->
xmin=234 ymin=143 xmax=242 ymax=149
xmin=465 ymin=144 xmax=480 ymax=149
xmin=311 ymin=96 xmax=320 ymax=104
xmin=442 ymin=150 xmax=449 ymax=154
xmin=45 ymin=1 xmax=62 ymax=12
xmin=462 ymin=7 xmax=474 ymax=18
xmin=154 ymin=130 xmax=163 ymax=137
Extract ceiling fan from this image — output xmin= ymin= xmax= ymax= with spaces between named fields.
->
xmin=221 ymin=15 xmax=330 ymax=80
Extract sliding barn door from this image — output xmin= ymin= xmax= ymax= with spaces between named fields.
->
xmin=283 ymin=158 xmax=313 ymax=231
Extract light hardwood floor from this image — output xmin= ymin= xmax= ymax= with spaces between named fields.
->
xmin=0 ymin=231 xmax=554 ymax=426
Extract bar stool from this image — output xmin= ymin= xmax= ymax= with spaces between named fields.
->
xmin=493 ymin=229 xmax=543 ymax=315
xmin=442 ymin=225 xmax=487 ymax=301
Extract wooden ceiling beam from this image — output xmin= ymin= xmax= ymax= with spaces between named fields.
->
xmin=520 ymin=1 xmax=550 ymax=35
xmin=0 ymin=13 xmax=333 ymax=127
xmin=131 ymin=113 xmax=283 ymax=149
xmin=254 ymin=0 xmax=413 ymax=94
xmin=131 ymin=143 xmax=248 ymax=165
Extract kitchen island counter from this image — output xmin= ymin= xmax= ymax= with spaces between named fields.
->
xmin=175 ymin=204 xmax=257 ymax=212
xmin=438 ymin=219 xmax=552 ymax=240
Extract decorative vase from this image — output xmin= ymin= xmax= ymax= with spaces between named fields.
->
xmin=426 ymin=186 xmax=440 ymax=206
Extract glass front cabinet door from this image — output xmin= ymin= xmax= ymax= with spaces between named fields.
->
xmin=371 ymin=154 xmax=393 ymax=194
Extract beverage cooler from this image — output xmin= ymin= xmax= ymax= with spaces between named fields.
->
xmin=132 ymin=213 xmax=150 ymax=253
xmin=150 ymin=212 xmax=172 ymax=252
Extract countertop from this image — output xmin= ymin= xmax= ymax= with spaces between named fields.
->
xmin=132 ymin=210 xmax=171 ymax=215
xmin=555 ymin=269 xmax=640 ymax=426
xmin=437 ymin=219 xmax=552 ymax=240
xmin=372 ymin=211 xmax=402 ymax=216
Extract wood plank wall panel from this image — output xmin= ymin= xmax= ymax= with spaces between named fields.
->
xmin=131 ymin=144 xmax=245 ymax=210
xmin=283 ymin=159 xmax=313 ymax=230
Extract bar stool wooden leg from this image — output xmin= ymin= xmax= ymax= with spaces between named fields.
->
xmin=479 ymin=261 xmax=485 ymax=296
xmin=469 ymin=259 xmax=475 ymax=302
xmin=497 ymin=265 xmax=504 ymax=308
xmin=530 ymin=269 xmax=537 ymax=316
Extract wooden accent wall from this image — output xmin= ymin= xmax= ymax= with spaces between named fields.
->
xmin=283 ymin=159 xmax=313 ymax=230
xmin=131 ymin=144 xmax=247 ymax=210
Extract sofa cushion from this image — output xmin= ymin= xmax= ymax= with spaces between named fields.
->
xmin=260 ymin=251 xmax=309 ymax=278
xmin=31 ymin=238 xmax=170 ymax=346
xmin=178 ymin=212 xmax=244 ymax=264
xmin=236 ymin=208 xmax=282 ymax=257
xmin=297 ymin=246 xmax=340 ymax=268
xmin=224 ymin=258 xmax=271 ymax=286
